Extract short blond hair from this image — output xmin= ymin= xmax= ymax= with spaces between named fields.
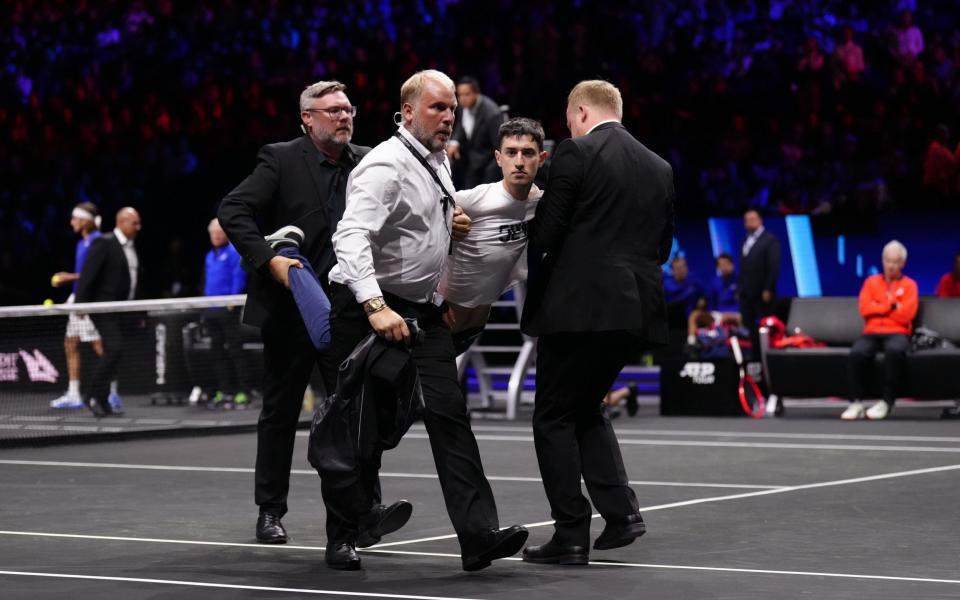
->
xmin=400 ymin=70 xmax=455 ymax=107
xmin=567 ymin=80 xmax=623 ymax=120
xmin=300 ymin=80 xmax=346 ymax=112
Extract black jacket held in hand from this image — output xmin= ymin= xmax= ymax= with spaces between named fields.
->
xmin=218 ymin=135 xmax=370 ymax=327
xmin=308 ymin=319 xmax=426 ymax=476
xmin=522 ymin=122 xmax=675 ymax=345
xmin=75 ymin=233 xmax=141 ymax=303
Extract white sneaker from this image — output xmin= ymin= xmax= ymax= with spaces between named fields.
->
xmin=840 ymin=401 xmax=865 ymax=420
xmin=264 ymin=225 xmax=305 ymax=251
xmin=866 ymin=401 xmax=891 ymax=420
xmin=50 ymin=393 xmax=84 ymax=409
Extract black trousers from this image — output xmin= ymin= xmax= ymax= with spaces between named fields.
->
xmin=848 ymin=333 xmax=910 ymax=405
xmin=256 ymin=312 xmax=320 ymax=517
xmin=87 ymin=314 xmax=126 ymax=410
xmin=533 ymin=330 xmax=640 ymax=547
xmin=318 ymin=283 xmax=499 ymax=550
xmin=203 ymin=308 xmax=244 ymax=393
xmin=739 ymin=294 xmax=774 ymax=351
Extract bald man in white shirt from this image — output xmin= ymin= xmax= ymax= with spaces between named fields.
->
xmin=323 ymin=70 xmax=528 ymax=572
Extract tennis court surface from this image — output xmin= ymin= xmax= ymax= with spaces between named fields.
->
xmin=2 ymin=405 xmax=959 ymax=599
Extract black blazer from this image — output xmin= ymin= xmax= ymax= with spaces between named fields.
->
xmin=218 ymin=136 xmax=370 ymax=327
xmin=75 ymin=232 xmax=140 ymax=303
xmin=452 ymin=94 xmax=504 ymax=187
xmin=739 ymin=230 xmax=781 ymax=299
xmin=521 ymin=122 xmax=675 ymax=344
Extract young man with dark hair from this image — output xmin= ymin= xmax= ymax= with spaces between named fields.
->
xmin=440 ymin=117 xmax=547 ymax=338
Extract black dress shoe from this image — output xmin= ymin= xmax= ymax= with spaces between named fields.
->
xmin=357 ymin=500 xmax=413 ymax=548
xmin=85 ymin=398 xmax=107 ymax=418
xmin=522 ymin=540 xmax=589 ymax=565
xmin=593 ymin=513 xmax=646 ymax=550
xmin=255 ymin=513 xmax=288 ymax=544
xmin=462 ymin=525 xmax=529 ymax=572
xmin=325 ymin=542 xmax=361 ymax=570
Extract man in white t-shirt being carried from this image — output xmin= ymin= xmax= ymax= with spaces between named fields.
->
xmin=440 ymin=117 xmax=546 ymax=347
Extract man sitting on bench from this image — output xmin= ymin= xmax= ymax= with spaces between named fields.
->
xmin=841 ymin=240 xmax=918 ymax=421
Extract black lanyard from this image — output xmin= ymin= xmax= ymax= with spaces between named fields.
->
xmin=393 ymin=131 xmax=456 ymax=254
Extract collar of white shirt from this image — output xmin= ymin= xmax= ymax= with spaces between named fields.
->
xmin=397 ymin=125 xmax=447 ymax=170
xmin=113 ymin=228 xmax=130 ymax=246
xmin=586 ymin=119 xmax=621 ymax=135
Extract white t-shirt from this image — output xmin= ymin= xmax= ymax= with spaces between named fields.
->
xmin=440 ymin=181 xmax=542 ymax=307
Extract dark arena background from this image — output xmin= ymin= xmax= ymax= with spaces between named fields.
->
xmin=2 ymin=1 xmax=960 ymax=598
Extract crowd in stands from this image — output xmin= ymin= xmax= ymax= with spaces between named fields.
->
xmin=3 ymin=0 xmax=960 ymax=304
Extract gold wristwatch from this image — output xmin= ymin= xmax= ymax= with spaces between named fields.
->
xmin=363 ymin=296 xmax=387 ymax=315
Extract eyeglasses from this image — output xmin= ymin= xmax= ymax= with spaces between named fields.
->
xmin=305 ymin=106 xmax=357 ymax=118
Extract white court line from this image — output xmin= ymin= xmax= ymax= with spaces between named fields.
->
xmin=397 ymin=432 xmax=960 ymax=454
xmin=0 ymin=460 xmax=780 ymax=490
xmin=3 ymin=539 xmax=960 ymax=589
xmin=457 ymin=424 xmax=960 ymax=445
xmin=0 ymin=570 xmax=485 ymax=600
xmin=373 ymin=462 xmax=960 ymax=548
xmin=577 ymin=561 xmax=960 ymax=586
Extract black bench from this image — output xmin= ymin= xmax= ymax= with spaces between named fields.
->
xmin=760 ymin=297 xmax=960 ymax=412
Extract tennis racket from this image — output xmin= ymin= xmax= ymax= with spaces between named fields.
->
xmin=730 ymin=335 xmax=765 ymax=418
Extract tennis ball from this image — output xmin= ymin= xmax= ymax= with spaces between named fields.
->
xmin=43 ymin=298 xmax=54 ymax=306
xmin=51 ymin=274 xmax=60 ymax=286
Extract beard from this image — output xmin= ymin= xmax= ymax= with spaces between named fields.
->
xmin=410 ymin=120 xmax=449 ymax=152
xmin=314 ymin=126 xmax=352 ymax=148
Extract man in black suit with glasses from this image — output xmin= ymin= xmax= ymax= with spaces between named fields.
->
xmin=219 ymin=80 xmax=415 ymax=554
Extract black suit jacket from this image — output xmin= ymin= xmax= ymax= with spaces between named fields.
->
xmin=521 ymin=122 xmax=675 ymax=343
xmin=218 ymin=136 xmax=370 ymax=327
xmin=452 ymin=94 xmax=504 ymax=187
xmin=75 ymin=233 xmax=140 ymax=303
xmin=738 ymin=230 xmax=781 ymax=300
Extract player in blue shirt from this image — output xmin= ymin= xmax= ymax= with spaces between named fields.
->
xmin=202 ymin=218 xmax=248 ymax=408
xmin=709 ymin=253 xmax=740 ymax=314
xmin=49 ymin=203 xmax=121 ymax=410
xmin=663 ymin=255 xmax=707 ymax=317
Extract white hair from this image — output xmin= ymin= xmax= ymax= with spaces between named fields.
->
xmin=207 ymin=218 xmax=221 ymax=232
xmin=882 ymin=239 xmax=908 ymax=262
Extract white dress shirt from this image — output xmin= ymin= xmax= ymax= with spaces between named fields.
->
xmin=461 ymin=105 xmax=476 ymax=139
xmin=330 ymin=126 xmax=455 ymax=305
xmin=742 ymin=226 xmax=764 ymax=257
xmin=113 ymin=228 xmax=138 ymax=299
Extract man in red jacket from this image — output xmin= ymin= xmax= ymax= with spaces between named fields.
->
xmin=934 ymin=251 xmax=960 ymax=298
xmin=842 ymin=240 xmax=918 ymax=421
